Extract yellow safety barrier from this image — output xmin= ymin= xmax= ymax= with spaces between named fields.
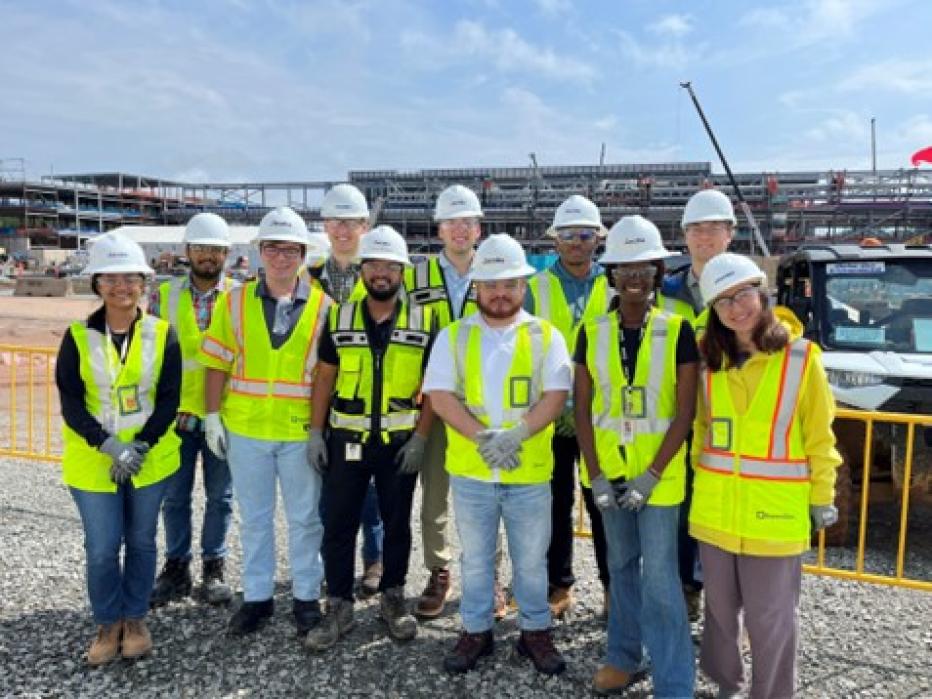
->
xmin=0 ymin=344 xmax=60 ymax=462
xmin=573 ymin=407 xmax=932 ymax=592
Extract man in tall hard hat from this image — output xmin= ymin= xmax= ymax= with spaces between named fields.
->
xmin=425 ymin=234 xmax=572 ymax=676
xmin=661 ymin=188 xmax=736 ymax=619
xmin=318 ymin=182 xmax=384 ymax=597
xmin=198 ymin=206 xmax=332 ymax=638
xmin=526 ymin=194 xmax=613 ymax=619
xmin=149 ymin=213 xmax=237 ymax=608
xmin=403 ymin=184 xmax=481 ymax=620
xmin=305 ymin=225 xmax=435 ymax=650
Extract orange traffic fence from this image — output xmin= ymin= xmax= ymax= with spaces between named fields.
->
xmin=0 ymin=344 xmax=60 ymax=462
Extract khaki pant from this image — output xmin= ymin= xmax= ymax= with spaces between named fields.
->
xmin=420 ymin=420 xmax=451 ymax=570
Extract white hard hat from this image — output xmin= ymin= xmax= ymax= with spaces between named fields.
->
xmin=84 ymin=231 xmax=154 ymax=276
xmin=700 ymin=253 xmax=766 ymax=305
xmin=546 ymin=195 xmax=607 ymax=237
xmin=358 ymin=225 xmax=411 ymax=266
xmin=182 ymin=212 xmax=231 ymax=247
xmin=306 ymin=232 xmax=331 ymax=269
xmin=470 ymin=233 xmax=536 ymax=282
xmin=434 ymin=184 xmax=483 ymax=221
xmin=682 ymin=189 xmax=737 ymax=227
xmin=599 ymin=215 xmax=674 ymax=265
xmin=254 ymin=206 xmax=308 ymax=246
xmin=321 ymin=183 xmax=369 ymax=219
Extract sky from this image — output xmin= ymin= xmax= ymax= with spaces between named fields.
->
xmin=2 ymin=0 xmax=932 ymax=184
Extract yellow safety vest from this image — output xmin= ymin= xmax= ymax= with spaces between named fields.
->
xmin=581 ymin=308 xmax=686 ymax=503
xmin=527 ymin=269 xmax=612 ymax=351
xmin=62 ymin=315 xmax=181 ymax=493
xmin=157 ymin=276 xmax=234 ymax=417
xmin=199 ymin=280 xmax=331 ymax=441
xmin=403 ymin=256 xmax=477 ymax=330
xmin=329 ymin=300 xmax=433 ymax=443
xmin=690 ymin=339 xmax=814 ymax=554
xmin=444 ymin=315 xmax=556 ymax=484
xmin=657 ymin=292 xmax=709 ymax=339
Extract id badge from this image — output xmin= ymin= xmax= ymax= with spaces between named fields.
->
xmin=623 ymin=387 xmax=646 ymax=418
xmin=710 ymin=418 xmax=733 ymax=451
xmin=116 ymin=385 xmax=141 ymax=416
xmin=620 ymin=419 xmax=635 ymax=445
xmin=345 ymin=442 xmax=363 ymax=462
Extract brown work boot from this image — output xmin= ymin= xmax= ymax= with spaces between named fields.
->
xmin=548 ymin=586 xmax=573 ymax=618
xmin=379 ymin=586 xmax=417 ymax=641
xmin=86 ymin=622 xmax=122 ymax=666
xmin=493 ymin=580 xmax=508 ymax=621
xmin=415 ymin=567 xmax=450 ymax=619
xmin=121 ymin=618 xmax=153 ymax=659
xmin=443 ymin=629 xmax=494 ymax=674
xmin=592 ymin=664 xmax=634 ymax=695
xmin=359 ymin=560 xmax=382 ymax=598
xmin=515 ymin=629 xmax=566 ymax=676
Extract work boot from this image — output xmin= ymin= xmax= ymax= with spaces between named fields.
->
xmin=86 ymin=622 xmax=122 ymax=666
xmin=415 ymin=567 xmax=450 ymax=619
xmin=149 ymin=558 xmax=192 ymax=607
xmin=379 ymin=587 xmax=417 ymax=641
xmin=592 ymin=664 xmax=634 ymax=695
xmin=293 ymin=598 xmax=322 ymax=637
xmin=227 ymin=599 xmax=274 ymax=637
xmin=684 ymin=586 xmax=703 ymax=623
xmin=121 ymin=619 xmax=153 ymax=659
xmin=201 ymin=558 xmax=233 ymax=605
xmin=359 ymin=560 xmax=382 ymax=598
xmin=515 ymin=629 xmax=566 ymax=676
xmin=548 ymin=586 xmax=573 ymax=619
xmin=443 ymin=630 xmax=494 ymax=674
xmin=305 ymin=598 xmax=355 ymax=652
xmin=493 ymin=580 xmax=508 ymax=621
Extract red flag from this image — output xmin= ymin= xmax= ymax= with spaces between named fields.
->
xmin=911 ymin=146 xmax=932 ymax=166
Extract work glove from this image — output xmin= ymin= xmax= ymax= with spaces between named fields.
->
xmin=554 ymin=410 xmax=576 ymax=438
xmin=395 ymin=432 xmax=428 ymax=474
xmin=204 ymin=412 xmax=227 ymax=459
xmin=476 ymin=421 xmax=531 ymax=465
xmin=307 ymin=428 xmax=328 ymax=474
xmin=590 ymin=475 xmax=619 ymax=511
xmin=479 ymin=449 xmax=521 ymax=472
xmin=100 ymin=436 xmax=144 ymax=485
xmin=809 ymin=504 xmax=839 ymax=532
xmin=617 ymin=470 xmax=659 ymax=512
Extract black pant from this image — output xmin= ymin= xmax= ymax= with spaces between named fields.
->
xmin=678 ymin=445 xmax=702 ymax=590
xmin=321 ymin=430 xmax=418 ymax=601
xmin=546 ymin=433 xmax=610 ymax=589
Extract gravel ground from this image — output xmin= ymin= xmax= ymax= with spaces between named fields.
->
xmin=1 ymin=455 xmax=931 ymax=698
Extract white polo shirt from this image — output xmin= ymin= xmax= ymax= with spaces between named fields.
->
xmin=423 ymin=310 xmax=572 ymax=428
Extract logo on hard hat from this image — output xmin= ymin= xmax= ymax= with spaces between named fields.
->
xmin=451 ymin=199 xmax=467 ymax=206
xmin=373 ymin=240 xmax=390 ymax=247
xmin=482 ymin=256 xmax=506 ymax=264
xmin=566 ymin=208 xmax=582 ymax=215
xmin=714 ymin=271 xmax=735 ymax=285
xmin=271 ymin=220 xmax=293 ymax=228
xmin=625 ymin=237 xmax=646 ymax=245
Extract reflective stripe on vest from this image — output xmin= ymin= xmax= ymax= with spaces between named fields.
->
xmin=529 ymin=269 xmax=612 ymax=351
xmin=405 ymin=257 xmax=477 ymax=329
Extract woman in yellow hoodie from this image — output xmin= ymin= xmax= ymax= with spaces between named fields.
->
xmin=691 ymin=253 xmax=840 ymax=699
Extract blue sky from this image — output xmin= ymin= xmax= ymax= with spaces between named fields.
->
xmin=2 ymin=0 xmax=931 ymax=183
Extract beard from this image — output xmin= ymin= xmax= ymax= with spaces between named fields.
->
xmin=364 ymin=278 xmax=401 ymax=301
xmin=190 ymin=259 xmax=222 ymax=283
xmin=477 ymin=295 xmax=523 ymax=320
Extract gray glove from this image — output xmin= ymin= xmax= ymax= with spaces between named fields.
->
xmin=590 ymin=475 xmax=619 ymax=511
xmin=479 ymin=449 xmax=521 ymax=472
xmin=476 ymin=421 xmax=531 ymax=465
xmin=810 ymin=504 xmax=839 ymax=531
xmin=395 ymin=432 xmax=428 ymax=474
xmin=307 ymin=428 xmax=328 ymax=474
xmin=617 ymin=470 xmax=660 ymax=511
xmin=554 ymin=411 xmax=576 ymax=438
xmin=101 ymin=436 xmax=145 ymax=485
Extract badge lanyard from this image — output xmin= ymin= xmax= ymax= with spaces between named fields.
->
xmin=105 ymin=324 xmax=131 ymax=433
xmin=618 ymin=309 xmax=649 ymax=445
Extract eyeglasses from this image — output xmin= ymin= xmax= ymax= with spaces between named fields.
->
xmin=260 ymin=244 xmax=304 ymax=260
xmin=97 ymin=274 xmax=144 ymax=288
xmin=188 ymin=244 xmax=226 ymax=254
xmin=441 ymin=217 xmax=481 ymax=229
xmin=611 ymin=266 xmax=656 ymax=280
xmin=362 ymin=260 xmax=403 ymax=274
xmin=325 ymin=219 xmax=367 ymax=230
xmin=712 ymin=284 xmax=761 ymax=313
xmin=556 ymin=228 xmax=598 ymax=242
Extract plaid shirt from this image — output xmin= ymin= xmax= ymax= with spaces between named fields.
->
xmin=321 ymin=258 xmax=360 ymax=303
xmin=147 ymin=275 xmax=229 ymax=331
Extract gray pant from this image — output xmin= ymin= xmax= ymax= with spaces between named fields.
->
xmin=698 ymin=542 xmax=801 ymax=699
xmin=420 ymin=421 xmax=451 ymax=570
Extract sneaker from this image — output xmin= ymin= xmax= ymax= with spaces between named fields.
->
xmin=443 ymin=630 xmax=494 ymax=674
xmin=293 ymin=598 xmax=323 ymax=637
xmin=86 ymin=622 xmax=122 ymax=666
xmin=150 ymin=558 xmax=192 ymax=608
xmin=548 ymin=586 xmax=573 ymax=618
xmin=592 ymin=664 xmax=634 ymax=695
xmin=515 ymin=629 xmax=566 ymax=676
xmin=684 ymin=586 xmax=703 ymax=623
xmin=227 ymin=599 xmax=274 ymax=637
xmin=359 ymin=560 xmax=382 ymax=598
xmin=305 ymin=598 xmax=355 ymax=652
xmin=415 ymin=567 xmax=450 ymax=619
xmin=121 ymin=619 xmax=153 ymax=659
xmin=201 ymin=558 xmax=233 ymax=605
xmin=493 ymin=580 xmax=508 ymax=621
xmin=379 ymin=587 xmax=418 ymax=641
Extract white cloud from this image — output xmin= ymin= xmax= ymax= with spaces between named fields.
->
xmin=805 ymin=111 xmax=869 ymax=143
xmin=839 ymin=59 xmax=932 ymax=94
xmin=738 ymin=0 xmax=881 ymax=44
xmin=533 ymin=0 xmax=572 ymax=18
xmin=648 ymin=14 xmax=693 ymax=38
xmin=615 ymin=30 xmax=703 ymax=70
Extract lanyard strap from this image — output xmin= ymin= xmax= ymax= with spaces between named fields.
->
xmin=618 ymin=308 xmax=648 ymax=385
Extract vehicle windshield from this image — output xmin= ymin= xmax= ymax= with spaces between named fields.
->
xmin=822 ymin=258 xmax=932 ymax=353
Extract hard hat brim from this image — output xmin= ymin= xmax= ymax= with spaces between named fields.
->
xmin=184 ymin=238 xmax=232 ymax=248
xmin=598 ymin=249 xmax=675 ymax=265
xmin=469 ymin=263 xmax=537 ymax=282
xmin=682 ymin=214 xmax=738 ymax=228
xmin=434 ymin=210 xmax=485 ymax=222
xmin=360 ymin=253 xmax=412 ymax=266
xmin=703 ymin=271 xmax=767 ymax=305
xmin=84 ymin=261 xmax=154 ymax=276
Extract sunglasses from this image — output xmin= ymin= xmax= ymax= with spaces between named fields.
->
xmin=556 ymin=228 xmax=598 ymax=242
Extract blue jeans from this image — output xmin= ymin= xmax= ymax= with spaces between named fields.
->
xmin=227 ymin=433 xmax=324 ymax=602
xmin=321 ymin=479 xmax=383 ymax=564
xmin=161 ymin=428 xmax=233 ymax=561
xmin=602 ymin=504 xmax=695 ymax=698
xmin=71 ymin=480 xmax=169 ymax=624
xmin=450 ymin=476 xmax=551 ymax=633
